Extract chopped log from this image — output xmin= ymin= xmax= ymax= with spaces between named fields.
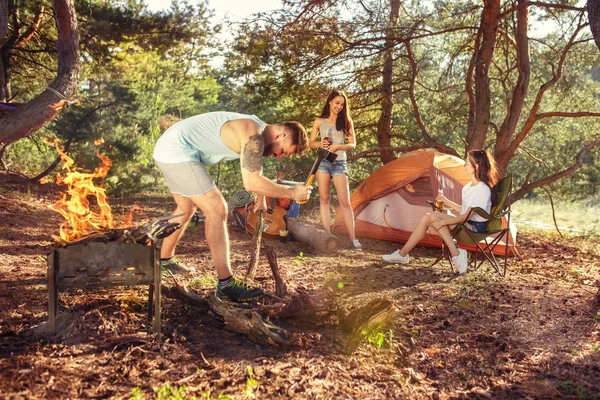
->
xmin=206 ymin=292 xmax=300 ymax=347
xmin=286 ymin=218 xmax=339 ymax=254
xmin=338 ymin=298 xmax=401 ymax=353
xmin=246 ymin=210 xmax=264 ymax=280
xmin=264 ymin=243 xmax=288 ymax=297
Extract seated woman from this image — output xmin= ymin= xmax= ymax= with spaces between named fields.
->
xmin=382 ymin=149 xmax=499 ymax=274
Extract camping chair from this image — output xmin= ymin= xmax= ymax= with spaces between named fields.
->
xmin=433 ymin=174 xmax=513 ymax=277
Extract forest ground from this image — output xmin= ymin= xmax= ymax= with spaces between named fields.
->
xmin=0 ymin=183 xmax=599 ymax=399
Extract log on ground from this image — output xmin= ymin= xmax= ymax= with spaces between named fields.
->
xmin=286 ymin=218 xmax=339 ymax=254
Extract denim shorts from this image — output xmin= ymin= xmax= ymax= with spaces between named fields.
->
xmin=467 ymin=220 xmax=487 ymax=233
xmin=317 ymin=159 xmax=348 ymax=177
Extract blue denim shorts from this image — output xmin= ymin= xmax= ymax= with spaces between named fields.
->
xmin=317 ymin=159 xmax=348 ymax=177
xmin=467 ymin=220 xmax=487 ymax=233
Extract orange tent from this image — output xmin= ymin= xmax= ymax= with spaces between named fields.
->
xmin=332 ymin=149 xmax=517 ymax=256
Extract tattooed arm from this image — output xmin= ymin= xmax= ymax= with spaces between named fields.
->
xmin=239 ymin=132 xmax=310 ymax=202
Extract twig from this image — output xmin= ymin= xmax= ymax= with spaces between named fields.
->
xmin=264 ymin=243 xmax=288 ymax=297
xmin=540 ymin=186 xmax=563 ymax=238
xmin=246 ymin=210 xmax=264 ymax=280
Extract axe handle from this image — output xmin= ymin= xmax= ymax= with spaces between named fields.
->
xmin=296 ymin=175 xmax=316 ymax=204
xmin=296 ymin=147 xmax=335 ymax=205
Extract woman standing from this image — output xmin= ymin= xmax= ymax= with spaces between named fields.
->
xmin=382 ymin=149 xmax=500 ymax=274
xmin=309 ymin=89 xmax=361 ymax=250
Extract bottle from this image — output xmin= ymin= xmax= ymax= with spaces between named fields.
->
xmin=435 ymin=188 xmax=444 ymax=211
xmin=325 ymin=128 xmax=333 ymax=147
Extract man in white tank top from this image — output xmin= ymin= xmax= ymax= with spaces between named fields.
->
xmin=153 ymin=112 xmax=312 ymax=302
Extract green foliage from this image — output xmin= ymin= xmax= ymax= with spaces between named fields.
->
xmin=128 ymin=383 xmax=231 ymax=400
xmin=362 ymin=327 xmax=394 ymax=349
xmin=293 ymin=251 xmax=306 ymax=266
xmin=188 ymin=275 xmax=218 ymax=289
xmin=3 ymin=0 xmax=221 ymax=196
xmin=244 ymin=366 xmax=259 ymax=399
xmin=4 ymin=0 xmax=600 ymax=201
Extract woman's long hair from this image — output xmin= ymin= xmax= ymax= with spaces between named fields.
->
xmin=468 ymin=149 xmax=500 ymax=203
xmin=319 ymin=89 xmax=351 ymax=136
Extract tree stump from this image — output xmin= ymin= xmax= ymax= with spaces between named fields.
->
xmin=338 ymin=298 xmax=401 ymax=353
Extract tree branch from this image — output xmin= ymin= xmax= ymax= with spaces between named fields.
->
xmin=536 ymin=111 xmax=600 ymax=119
xmin=507 ymin=11 xmax=588 ymax=160
xmin=511 ymin=137 xmax=600 ymax=203
xmin=348 ymin=144 xmax=460 ymax=162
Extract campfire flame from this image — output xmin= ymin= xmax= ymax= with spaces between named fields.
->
xmin=43 ymin=137 xmax=114 ymax=241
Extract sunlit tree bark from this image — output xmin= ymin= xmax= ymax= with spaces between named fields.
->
xmin=0 ymin=0 xmax=80 ymax=153
xmin=589 ymin=0 xmax=600 ymax=51
xmin=375 ymin=0 xmax=399 ymax=165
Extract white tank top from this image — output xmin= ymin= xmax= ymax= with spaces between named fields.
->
xmin=153 ymin=112 xmax=265 ymax=165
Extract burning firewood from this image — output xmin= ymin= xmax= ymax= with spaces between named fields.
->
xmin=51 ymin=214 xmax=183 ymax=247
xmin=117 ymin=213 xmax=183 ymax=245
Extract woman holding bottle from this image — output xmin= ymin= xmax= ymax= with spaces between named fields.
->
xmin=382 ymin=149 xmax=499 ymax=274
xmin=308 ymin=89 xmax=361 ymax=250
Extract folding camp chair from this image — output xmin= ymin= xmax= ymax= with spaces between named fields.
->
xmin=432 ymin=174 xmax=513 ymax=277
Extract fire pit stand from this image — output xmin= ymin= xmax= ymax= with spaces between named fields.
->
xmin=47 ymin=241 xmax=161 ymax=338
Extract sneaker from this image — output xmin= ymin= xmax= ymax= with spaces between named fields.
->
xmin=160 ymin=257 xmax=194 ymax=275
xmin=383 ymin=250 xmax=409 ymax=264
xmin=217 ymin=277 xmax=265 ymax=302
xmin=452 ymin=248 xmax=468 ymax=274
xmin=350 ymin=239 xmax=362 ymax=251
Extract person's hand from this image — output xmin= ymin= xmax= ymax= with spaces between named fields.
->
xmin=253 ymin=200 xmax=267 ymax=213
xmin=291 ymin=184 xmax=313 ymax=203
xmin=321 ymin=138 xmax=332 ymax=149
xmin=431 ymin=220 xmax=446 ymax=231
xmin=435 ymin=194 xmax=447 ymax=203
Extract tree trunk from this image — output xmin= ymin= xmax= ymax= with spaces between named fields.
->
xmin=0 ymin=0 xmax=7 ymax=102
xmin=376 ymin=0 xmax=399 ymax=165
xmin=589 ymin=0 xmax=600 ymax=51
xmin=494 ymin=0 xmax=530 ymax=177
xmin=468 ymin=0 xmax=500 ymax=152
xmin=0 ymin=0 xmax=80 ymax=151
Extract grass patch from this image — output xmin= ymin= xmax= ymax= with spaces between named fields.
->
xmin=512 ymin=199 xmax=600 ymax=237
xmin=188 ymin=275 xmax=218 ymax=290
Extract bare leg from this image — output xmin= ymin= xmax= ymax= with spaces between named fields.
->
xmin=190 ymin=189 xmax=232 ymax=280
xmin=332 ymin=173 xmax=355 ymax=241
xmin=316 ymin=171 xmax=332 ymax=233
xmin=398 ymin=213 xmax=431 ymax=256
xmin=160 ymin=193 xmax=196 ymax=259
xmin=428 ymin=213 xmax=460 ymax=257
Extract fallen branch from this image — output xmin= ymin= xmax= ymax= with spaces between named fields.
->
xmin=207 ymin=292 xmax=300 ymax=347
xmin=264 ymin=243 xmax=288 ymax=297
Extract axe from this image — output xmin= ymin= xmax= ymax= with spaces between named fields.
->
xmin=297 ymin=147 xmax=338 ymax=205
